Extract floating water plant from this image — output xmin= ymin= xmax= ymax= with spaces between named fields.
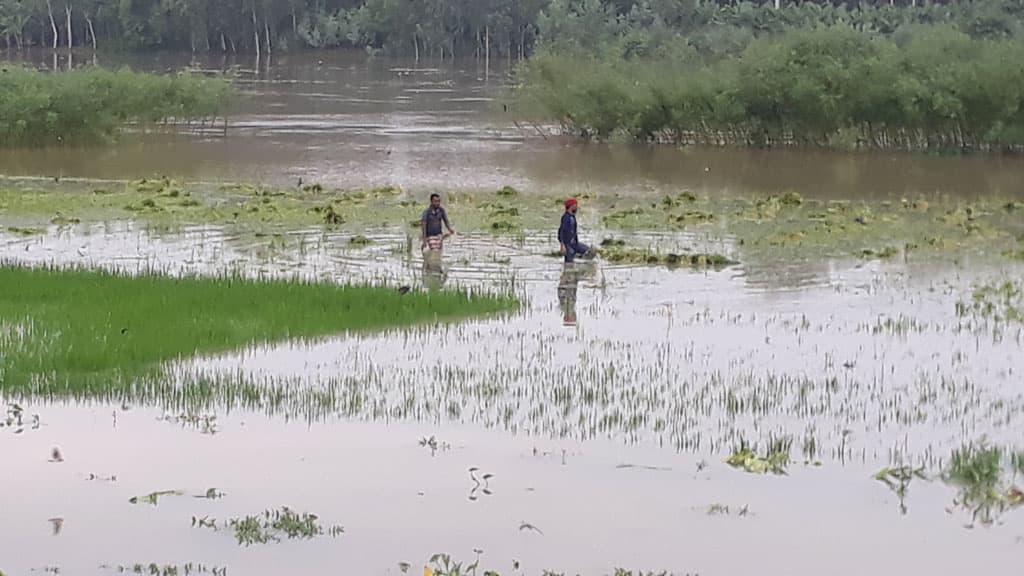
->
xmin=944 ymin=444 xmax=1024 ymax=527
xmin=599 ymin=247 xmax=738 ymax=268
xmin=874 ymin=466 xmax=927 ymax=515
xmin=129 ymin=490 xmax=185 ymax=505
xmin=726 ymin=438 xmax=791 ymax=475
xmin=101 ymin=563 xmax=226 ymax=576
xmin=227 ymin=507 xmax=343 ymax=546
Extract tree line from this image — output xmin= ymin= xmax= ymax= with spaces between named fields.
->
xmin=516 ymin=24 xmax=1024 ymax=152
xmin=1 ymin=0 xmax=1023 ymax=58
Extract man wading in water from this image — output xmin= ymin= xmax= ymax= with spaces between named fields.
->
xmin=559 ymin=197 xmax=591 ymax=263
xmin=421 ymin=193 xmax=456 ymax=252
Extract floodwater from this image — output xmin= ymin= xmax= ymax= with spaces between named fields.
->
xmin=1 ymin=50 xmax=1024 ymax=200
xmin=1 ymin=222 xmax=1023 ymax=575
xmin=2 ymin=50 xmax=1024 ymax=575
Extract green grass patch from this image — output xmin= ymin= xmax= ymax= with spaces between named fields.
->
xmin=0 ymin=264 xmax=517 ymax=393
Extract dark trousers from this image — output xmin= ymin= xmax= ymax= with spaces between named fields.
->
xmin=564 ymin=241 xmax=590 ymax=263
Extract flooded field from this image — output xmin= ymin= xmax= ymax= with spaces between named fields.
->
xmin=2 ymin=50 xmax=1024 ymax=576
xmin=2 ymin=50 xmax=1024 ymax=200
xmin=2 ymin=217 xmax=1023 ymax=575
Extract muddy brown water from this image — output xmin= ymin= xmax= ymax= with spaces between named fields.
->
xmin=2 ymin=50 xmax=1024 ymax=200
xmin=2 ymin=51 xmax=1024 ymax=576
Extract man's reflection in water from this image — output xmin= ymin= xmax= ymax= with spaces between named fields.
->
xmin=557 ymin=264 xmax=583 ymax=326
xmin=422 ymin=244 xmax=447 ymax=290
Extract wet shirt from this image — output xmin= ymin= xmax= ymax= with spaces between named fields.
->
xmin=558 ymin=212 xmax=578 ymax=245
xmin=422 ymin=206 xmax=450 ymax=237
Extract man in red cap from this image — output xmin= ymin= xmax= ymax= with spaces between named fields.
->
xmin=558 ymin=197 xmax=590 ymax=263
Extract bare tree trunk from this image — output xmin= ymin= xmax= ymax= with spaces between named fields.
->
xmin=86 ymin=16 xmax=96 ymax=51
xmin=484 ymin=25 xmax=490 ymax=78
xmin=774 ymin=0 xmax=780 ymax=8
xmin=265 ymin=20 xmax=271 ymax=55
xmin=251 ymin=7 xmax=260 ymax=58
xmin=65 ymin=4 xmax=72 ymax=49
xmin=413 ymin=34 xmax=419 ymax=62
xmin=46 ymin=0 xmax=58 ymax=49
xmin=221 ymin=33 xmax=227 ymax=52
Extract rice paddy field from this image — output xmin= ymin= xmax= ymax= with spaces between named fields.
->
xmin=1 ymin=175 xmax=1023 ymax=576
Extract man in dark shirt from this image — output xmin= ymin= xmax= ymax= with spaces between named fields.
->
xmin=558 ymin=197 xmax=590 ymax=263
xmin=421 ymin=193 xmax=456 ymax=251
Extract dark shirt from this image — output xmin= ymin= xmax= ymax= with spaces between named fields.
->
xmin=422 ymin=206 xmax=450 ymax=237
xmin=558 ymin=211 xmax=577 ymax=246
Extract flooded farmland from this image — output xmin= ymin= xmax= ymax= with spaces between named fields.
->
xmin=2 ymin=51 xmax=1024 ymax=576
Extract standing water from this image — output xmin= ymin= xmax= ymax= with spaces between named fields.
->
xmin=1 ymin=50 xmax=1024 ymax=576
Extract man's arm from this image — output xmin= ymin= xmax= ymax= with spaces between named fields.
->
xmin=558 ymin=214 xmax=569 ymax=253
xmin=443 ymin=210 xmax=455 ymax=234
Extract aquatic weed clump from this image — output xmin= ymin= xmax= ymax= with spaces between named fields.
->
xmin=943 ymin=444 xmax=1024 ymax=526
xmin=228 ymin=506 xmax=343 ymax=546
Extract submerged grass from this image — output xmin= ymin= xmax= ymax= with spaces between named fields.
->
xmin=3 ymin=181 xmax=1024 ymax=266
xmin=944 ymin=444 xmax=1024 ymax=526
xmin=0 ymin=264 xmax=517 ymax=393
xmin=227 ymin=506 xmax=343 ymax=546
xmin=424 ymin=553 xmax=673 ymax=576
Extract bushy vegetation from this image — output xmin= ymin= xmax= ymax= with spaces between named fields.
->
xmin=517 ymin=25 xmax=1024 ymax=152
xmin=0 ymin=66 xmax=232 ymax=146
xmin=2 ymin=0 xmax=1024 ymax=57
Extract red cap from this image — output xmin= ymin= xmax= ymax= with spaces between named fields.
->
xmin=564 ymin=198 xmax=578 ymax=208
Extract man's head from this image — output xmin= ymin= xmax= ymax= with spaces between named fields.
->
xmin=564 ymin=198 xmax=578 ymax=214
xmin=430 ymin=193 xmax=441 ymax=209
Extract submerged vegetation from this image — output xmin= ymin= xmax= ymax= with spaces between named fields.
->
xmin=0 ymin=67 xmax=232 ymax=147
xmin=944 ymin=444 xmax=1024 ymax=526
xmin=518 ymin=25 xmax=1024 ymax=152
xmin=957 ymin=280 xmax=1024 ymax=325
xmin=424 ymin=553 xmax=673 ymax=576
xmin=227 ymin=507 xmax=343 ymax=546
xmin=102 ymin=564 xmax=227 ymax=576
xmin=726 ymin=438 xmax=791 ymax=475
xmin=0 ymin=263 xmax=517 ymax=393
xmin=874 ymin=466 xmax=927 ymax=515
xmin=4 ymin=179 xmax=1022 ymax=267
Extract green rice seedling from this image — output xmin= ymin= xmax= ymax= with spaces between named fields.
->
xmin=0 ymin=263 xmax=518 ymax=393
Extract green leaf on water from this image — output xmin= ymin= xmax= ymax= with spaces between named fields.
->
xmin=129 ymin=490 xmax=185 ymax=505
